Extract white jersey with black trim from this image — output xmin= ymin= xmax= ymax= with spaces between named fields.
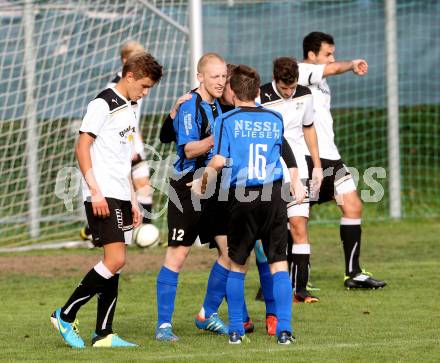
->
xmin=79 ymin=87 xmax=136 ymax=201
xmin=298 ymin=62 xmax=341 ymax=160
xmin=108 ymin=72 xmax=145 ymax=158
xmin=258 ymin=81 xmax=314 ymax=179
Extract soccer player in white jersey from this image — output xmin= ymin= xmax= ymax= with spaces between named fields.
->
xmin=51 ymin=53 xmax=163 ymax=348
xmin=80 ymin=40 xmax=154 ymax=242
xmin=258 ymin=57 xmax=323 ymax=303
xmin=298 ymin=31 xmax=386 ymax=289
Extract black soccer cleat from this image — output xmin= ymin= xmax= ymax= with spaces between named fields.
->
xmin=277 ymin=331 xmax=295 ymax=345
xmin=294 ymin=289 xmax=320 ymax=303
xmin=228 ymin=332 xmax=242 ymax=344
xmin=255 ymin=287 xmax=264 ymax=301
xmin=344 ymin=272 xmax=386 ymax=289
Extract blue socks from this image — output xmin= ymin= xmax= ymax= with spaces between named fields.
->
xmin=257 ymin=261 xmax=276 ymax=316
xmin=272 ymin=271 xmax=293 ymax=335
xmin=226 ymin=271 xmax=246 ymax=336
xmin=156 ymin=266 xmax=179 ymax=328
xmin=202 ymin=261 xmax=229 ymax=318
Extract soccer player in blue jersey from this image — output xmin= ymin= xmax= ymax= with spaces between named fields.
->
xmin=195 ymin=65 xmax=298 ymax=345
xmin=155 ymin=53 xmax=232 ymax=341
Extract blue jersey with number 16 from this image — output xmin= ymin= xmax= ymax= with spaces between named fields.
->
xmin=214 ymin=106 xmax=284 ymax=187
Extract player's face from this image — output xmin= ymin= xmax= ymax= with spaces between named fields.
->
xmin=128 ymin=76 xmax=156 ymax=101
xmin=275 ymin=80 xmax=298 ymax=99
xmin=314 ymin=42 xmax=336 ymax=65
xmin=199 ymin=60 xmax=227 ymax=99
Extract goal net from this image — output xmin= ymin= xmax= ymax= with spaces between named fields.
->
xmin=1 ymin=0 xmax=439 ymax=247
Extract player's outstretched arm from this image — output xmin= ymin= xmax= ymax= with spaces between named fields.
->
xmin=323 ymin=59 xmax=368 ymax=77
xmin=75 ymin=132 xmax=109 ymax=218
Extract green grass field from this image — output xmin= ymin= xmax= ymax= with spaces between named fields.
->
xmin=1 ymin=220 xmax=439 ymax=362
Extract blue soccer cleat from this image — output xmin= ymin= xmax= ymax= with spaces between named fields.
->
xmin=155 ymin=323 xmax=179 ymax=341
xmin=92 ymin=333 xmax=137 ymax=347
xmin=54 ymin=308 xmax=85 ymax=349
xmin=195 ymin=313 xmax=228 ymax=335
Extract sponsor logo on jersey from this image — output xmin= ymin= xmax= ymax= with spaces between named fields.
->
xmin=183 ymin=111 xmax=192 ymax=136
xmin=234 ymin=119 xmax=281 ymax=139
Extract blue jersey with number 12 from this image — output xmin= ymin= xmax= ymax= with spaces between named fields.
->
xmin=214 ymin=106 xmax=284 ymax=187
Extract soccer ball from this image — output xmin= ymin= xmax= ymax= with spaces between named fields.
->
xmin=133 ymin=224 xmax=161 ymax=248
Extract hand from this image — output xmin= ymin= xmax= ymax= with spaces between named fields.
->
xmin=91 ymin=192 xmax=110 ymax=218
xmin=170 ymin=93 xmax=193 ymax=119
xmin=186 ymin=177 xmax=204 ymax=196
xmin=310 ymin=167 xmax=323 ymax=198
xmin=205 ymin=135 xmax=214 ymax=148
xmin=291 ymin=177 xmax=306 ymax=204
xmin=352 ymin=59 xmax=368 ymax=76
xmin=132 ymin=202 xmax=142 ymax=228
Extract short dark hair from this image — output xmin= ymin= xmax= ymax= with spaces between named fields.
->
xmin=229 ymin=64 xmax=260 ymax=102
xmin=122 ymin=52 xmax=163 ymax=82
xmin=273 ymin=57 xmax=298 ymax=84
xmin=303 ymin=31 xmax=334 ymax=59
xmin=226 ymin=63 xmax=236 ymax=81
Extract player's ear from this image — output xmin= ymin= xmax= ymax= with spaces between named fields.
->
xmin=125 ymin=71 xmax=135 ymax=83
xmin=256 ymin=88 xmax=261 ymax=98
xmin=307 ymin=50 xmax=316 ymax=62
xmin=197 ymin=72 xmax=203 ymax=84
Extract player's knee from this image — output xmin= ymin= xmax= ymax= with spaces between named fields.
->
xmin=343 ymin=194 xmax=363 ymax=217
xmin=164 ymin=247 xmax=189 ymax=272
xmin=105 ymin=256 xmax=126 ymax=274
xmin=290 ymin=217 xmax=308 ymax=242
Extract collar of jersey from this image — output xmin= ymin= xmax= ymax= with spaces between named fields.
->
xmin=271 ymin=80 xmax=298 ymax=101
xmin=111 ymin=86 xmax=130 ymax=104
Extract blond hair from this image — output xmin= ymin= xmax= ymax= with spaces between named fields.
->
xmin=197 ymin=52 xmax=225 ymax=73
xmin=120 ymin=40 xmax=145 ymax=63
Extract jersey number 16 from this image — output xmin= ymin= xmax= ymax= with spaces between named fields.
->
xmin=248 ymin=143 xmax=267 ymax=180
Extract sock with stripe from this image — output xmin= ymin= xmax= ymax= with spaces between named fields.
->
xmin=340 ymin=218 xmax=362 ymax=277
xmin=95 ymin=272 xmax=120 ymax=336
xmin=61 ymin=261 xmax=113 ymax=323
xmin=156 ymin=266 xmax=179 ymax=328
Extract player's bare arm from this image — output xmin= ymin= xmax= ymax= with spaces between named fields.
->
xmin=75 ymin=132 xmax=109 ymax=218
xmin=128 ymin=174 xmax=142 ymax=228
xmin=303 ymin=125 xmax=323 ymax=192
xmin=323 ymin=59 xmax=368 ymax=77
xmin=184 ymin=135 xmax=214 ymax=159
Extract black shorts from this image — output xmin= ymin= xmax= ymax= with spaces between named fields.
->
xmin=306 ymin=155 xmax=353 ymax=205
xmin=227 ymin=181 xmax=288 ymax=265
xmin=84 ymin=197 xmax=133 ymax=247
xmin=198 ymin=181 xmax=230 ymax=249
xmin=167 ymin=174 xmax=206 ymax=247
